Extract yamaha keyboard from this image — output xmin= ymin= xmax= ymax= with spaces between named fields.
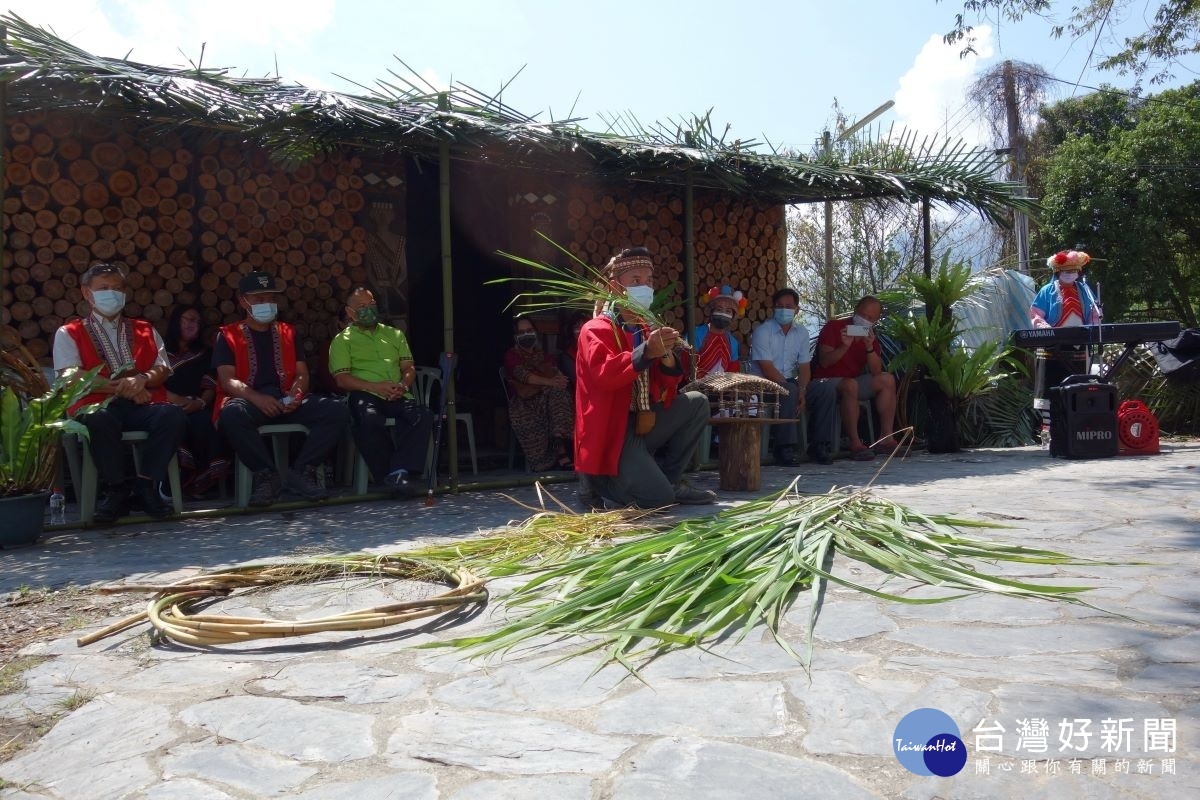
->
xmin=1013 ymin=321 xmax=1181 ymax=379
xmin=1012 ymin=321 xmax=1181 ymax=349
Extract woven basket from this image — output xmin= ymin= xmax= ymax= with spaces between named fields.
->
xmin=681 ymin=372 xmax=788 ymax=419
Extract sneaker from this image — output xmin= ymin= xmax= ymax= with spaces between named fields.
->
xmin=249 ymin=469 xmax=282 ymax=507
xmin=93 ymin=486 xmax=130 ymax=524
xmin=850 ymin=444 xmax=876 ymax=462
xmin=135 ymin=477 xmax=173 ymax=519
xmin=774 ymin=445 xmax=800 ymax=467
xmin=673 ymin=480 xmax=716 ymax=505
xmin=285 ymin=466 xmax=329 ymax=501
xmin=807 ymin=442 xmax=834 ymax=465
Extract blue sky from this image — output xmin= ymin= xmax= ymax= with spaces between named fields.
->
xmin=12 ymin=0 xmax=1197 ymax=153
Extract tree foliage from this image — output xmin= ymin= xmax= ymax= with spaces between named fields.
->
xmin=941 ymin=0 xmax=1200 ymax=85
xmin=1033 ymin=82 xmax=1200 ymax=326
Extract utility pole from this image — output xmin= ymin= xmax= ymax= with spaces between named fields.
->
xmin=1002 ymin=60 xmax=1030 ymax=273
xmin=823 ymin=100 xmax=894 ymax=318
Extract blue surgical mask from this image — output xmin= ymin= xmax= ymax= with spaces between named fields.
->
xmin=250 ymin=303 xmax=278 ymax=324
xmin=91 ymin=289 xmax=126 ymax=317
xmin=774 ymin=308 xmax=796 ymax=326
xmin=625 ymin=284 xmax=655 ymax=310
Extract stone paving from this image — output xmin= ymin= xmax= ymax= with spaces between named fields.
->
xmin=1 ymin=443 xmax=1198 ymax=799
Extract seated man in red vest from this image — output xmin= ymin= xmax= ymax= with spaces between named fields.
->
xmin=53 ymin=263 xmax=187 ymax=523
xmin=213 ymin=272 xmax=349 ymax=506
xmin=575 ymin=247 xmax=715 ymax=509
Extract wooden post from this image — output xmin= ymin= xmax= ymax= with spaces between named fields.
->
xmin=683 ymin=168 xmax=696 ymax=341
xmin=716 ymin=421 xmax=762 ymax=491
xmin=438 ymin=92 xmax=459 ymax=491
xmin=822 ymin=131 xmax=834 ymax=319
xmin=1 ymin=25 xmax=8 ymax=303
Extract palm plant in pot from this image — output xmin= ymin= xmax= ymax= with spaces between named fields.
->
xmin=1 ymin=326 xmax=99 ymax=546
xmin=882 ymin=258 xmax=1015 ymax=453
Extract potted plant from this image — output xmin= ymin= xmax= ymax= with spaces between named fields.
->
xmin=1 ymin=327 xmax=99 ymax=546
xmin=882 ymin=259 xmax=1015 ymax=453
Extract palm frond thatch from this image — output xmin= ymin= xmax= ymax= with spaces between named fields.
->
xmin=0 ymin=13 xmax=1036 ymax=217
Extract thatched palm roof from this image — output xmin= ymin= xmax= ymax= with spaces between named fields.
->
xmin=0 ymin=14 xmax=1035 ymax=222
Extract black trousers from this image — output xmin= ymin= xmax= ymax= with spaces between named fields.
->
xmin=182 ymin=407 xmax=228 ymax=470
xmin=76 ymin=399 xmax=187 ymax=488
xmin=347 ymin=391 xmax=435 ymax=481
xmin=218 ymin=395 xmax=349 ymax=473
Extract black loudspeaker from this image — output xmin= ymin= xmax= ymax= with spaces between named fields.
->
xmin=1049 ymin=375 xmax=1118 ymax=459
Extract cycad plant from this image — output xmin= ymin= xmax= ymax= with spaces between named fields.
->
xmin=1 ymin=327 xmax=99 ymax=496
xmin=883 ymin=257 xmax=1015 ymax=452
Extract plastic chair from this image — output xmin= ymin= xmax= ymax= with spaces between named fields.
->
xmin=62 ymin=431 xmax=184 ymax=523
xmin=414 ymin=366 xmax=477 ymax=475
xmin=233 ymin=423 xmax=311 ymax=507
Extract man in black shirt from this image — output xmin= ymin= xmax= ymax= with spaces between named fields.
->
xmin=212 ymin=272 xmax=349 ymax=506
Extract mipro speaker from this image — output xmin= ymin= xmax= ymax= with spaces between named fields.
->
xmin=1048 ymin=375 xmax=1118 ymax=459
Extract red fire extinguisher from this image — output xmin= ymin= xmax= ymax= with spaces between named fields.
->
xmin=1117 ymin=400 xmax=1160 ymax=456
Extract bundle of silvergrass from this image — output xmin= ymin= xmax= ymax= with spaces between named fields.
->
xmin=433 ymin=482 xmax=1111 ymax=674
xmin=402 ymin=492 xmax=655 ymax=576
xmin=78 ymin=557 xmax=486 ymax=647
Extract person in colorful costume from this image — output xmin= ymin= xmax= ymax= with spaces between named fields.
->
xmin=213 ymin=272 xmax=349 ymax=506
xmin=53 ymin=263 xmax=186 ymax=522
xmin=1030 ymin=249 xmax=1102 ymax=328
xmin=694 ymin=285 xmax=747 ymax=378
xmin=575 ymin=247 xmax=715 ymax=509
xmin=811 ymin=295 xmax=900 ymax=461
xmin=329 ymin=286 xmax=433 ymax=493
xmin=1028 ymin=249 xmax=1103 ymax=427
xmin=503 ymin=317 xmax=575 ymax=472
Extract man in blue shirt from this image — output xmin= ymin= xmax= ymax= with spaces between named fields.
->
xmin=751 ymin=288 xmax=836 ymax=465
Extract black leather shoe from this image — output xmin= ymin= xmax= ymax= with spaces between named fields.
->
xmin=774 ymin=445 xmax=801 ymax=467
xmin=93 ymin=486 xmax=130 ymax=525
xmin=808 ymin=442 xmax=834 ymax=465
xmin=135 ymin=478 xmax=173 ymax=519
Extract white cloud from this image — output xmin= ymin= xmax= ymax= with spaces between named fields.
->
xmin=5 ymin=0 xmax=334 ymax=74
xmin=894 ymin=25 xmax=994 ymax=147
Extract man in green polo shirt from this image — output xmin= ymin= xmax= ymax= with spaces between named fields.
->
xmin=329 ymin=286 xmax=433 ymax=491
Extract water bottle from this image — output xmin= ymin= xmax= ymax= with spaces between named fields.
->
xmin=49 ymin=487 xmax=66 ymax=525
xmin=1040 ymin=424 xmax=1051 ymax=450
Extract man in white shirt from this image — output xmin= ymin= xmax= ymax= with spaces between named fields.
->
xmin=53 ymin=263 xmax=186 ymax=523
xmin=751 ymin=287 xmax=837 ymax=465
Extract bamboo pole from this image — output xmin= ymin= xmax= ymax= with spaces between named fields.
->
xmin=1 ymin=25 xmax=8 ymax=304
xmin=683 ymin=169 xmax=696 ymax=340
xmin=438 ymin=92 xmax=459 ymax=491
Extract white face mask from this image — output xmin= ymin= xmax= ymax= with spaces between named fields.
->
xmin=1058 ymin=271 xmax=1079 ymax=284
xmin=249 ymin=302 xmax=278 ymax=323
xmin=91 ymin=289 xmax=126 ymax=317
xmin=852 ymin=313 xmax=874 ymax=329
xmin=624 ymin=284 xmax=655 ymax=310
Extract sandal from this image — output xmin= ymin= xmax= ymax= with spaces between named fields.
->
xmin=850 ymin=444 xmax=876 ymax=462
xmin=872 ymin=439 xmax=900 ymax=455
xmin=555 ymin=454 xmax=575 ymax=471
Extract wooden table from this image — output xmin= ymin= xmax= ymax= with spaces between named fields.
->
xmin=708 ymin=417 xmax=796 ymax=492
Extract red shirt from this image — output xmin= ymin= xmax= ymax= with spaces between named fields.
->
xmin=812 ymin=318 xmax=873 ymax=380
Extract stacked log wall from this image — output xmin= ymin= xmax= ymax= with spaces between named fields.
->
xmin=2 ymin=111 xmax=370 ymax=360
xmin=563 ymin=185 xmax=786 ymax=348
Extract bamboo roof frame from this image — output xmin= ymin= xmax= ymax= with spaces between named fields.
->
xmin=0 ymin=14 xmax=1037 ymax=223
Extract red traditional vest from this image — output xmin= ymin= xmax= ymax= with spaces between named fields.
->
xmin=63 ymin=317 xmax=167 ymax=415
xmin=212 ymin=321 xmax=298 ymax=423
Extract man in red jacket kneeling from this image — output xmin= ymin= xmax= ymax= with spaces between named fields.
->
xmin=574 ymin=247 xmax=715 ymax=509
